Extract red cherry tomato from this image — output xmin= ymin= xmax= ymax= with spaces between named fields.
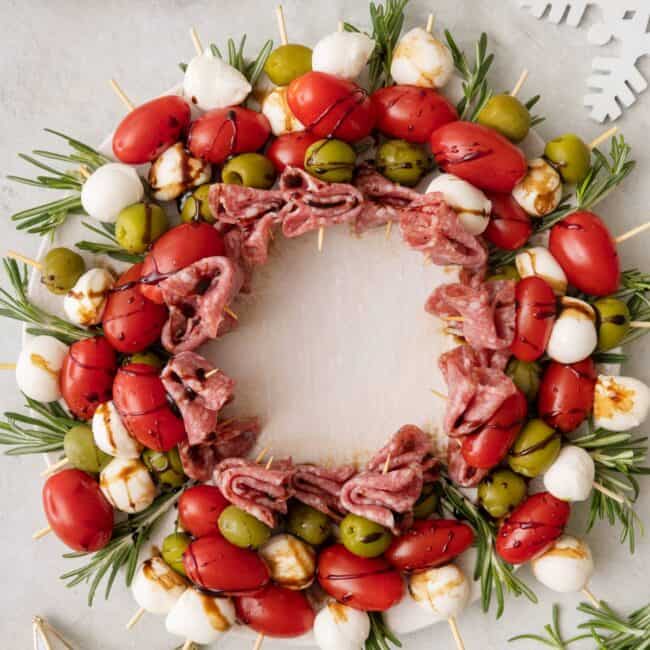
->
xmin=112 ymin=95 xmax=191 ymax=165
xmin=385 ymin=519 xmax=474 ymax=572
xmin=139 ymin=222 xmax=226 ymax=304
xmin=266 ymin=131 xmax=320 ymax=173
xmin=317 ymin=544 xmax=404 ymax=611
xmin=112 ymin=363 xmax=186 ymax=451
xmin=461 ymin=390 xmax=528 ymax=469
xmin=178 ymin=485 xmax=229 ymax=538
xmin=188 ymin=107 xmax=271 ymax=164
xmin=235 ymin=584 xmax=315 ymax=638
xmin=183 ymin=533 xmax=270 ymax=594
xmin=511 ymin=277 xmax=557 ymax=362
xmin=538 ymin=359 xmax=596 ymax=433
xmin=60 ymin=337 xmax=117 ymax=420
xmin=549 ymin=210 xmax=620 ymax=296
xmin=496 ymin=492 xmax=570 ymax=564
xmin=287 ymin=72 xmax=375 ymax=143
xmin=102 ymin=263 xmax=167 ymax=354
xmin=43 ymin=469 xmax=114 ymax=551
xmin=484 ymin=191 xmax=533 ymax=251
xmin=430 ymin=121 xmax=527 ymax=193
xmin=371 ymin=85 xmax=458 ymax=143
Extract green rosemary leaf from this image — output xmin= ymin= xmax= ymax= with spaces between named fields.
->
xmin=75 ymin=221 xmax=144 ymax=264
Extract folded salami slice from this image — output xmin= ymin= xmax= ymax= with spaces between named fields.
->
xmin=292 ymin=463 xmax=357 ymax=521
xmin=426 ymin=279 xmax=516 ymax=351
xmin=279 ymin=166 xmax=364 ymax=237
xmin=400 ymin=193 xmax=487 ymax=268
xmin=447 ymin=438 xmax=489 ymax=488
xmin=439 ymin=345 xmax=517 ymax=437
xmin=215 ymin=458 xmax=295 ymax=528
xmin=209 ymin=183 xmax=286 ymax=223
xmin=159 ymin=256 xmax=244 ymax=353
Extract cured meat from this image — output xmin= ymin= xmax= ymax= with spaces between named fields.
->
xmin=292 ymin=463 xmax=357 ymax=521
xmin=400 ymin=193 xmax=487 ymax=268
xmin=279 ymin=166 xmax=364 ymax=237
xmin=209 ymin=183 xmax=286 ymax=223
xmin=426 ymin=279 xmax=516 ymax=350
xmin=439 ymin=345 xmax=517 ymax=437
xmin=447 ymin=439 xmax=489 ymax=487
xmin=214 ymin=458 xmax=295 ymax=528
xmin=159 ymin=256 xmax=244 ymax=353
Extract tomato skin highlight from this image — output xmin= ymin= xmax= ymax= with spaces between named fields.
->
xmin=371 ymin=85 xmax=458 ymax=144
xmin=317 ymin=544 xmax=404 ymax=611
xmin=102 ymin=263 xmax=168 ymax=354
xmin=266 ymin=131 xmax=320 ymax=173
xmin=496 ymin=492 xmax=570 ymax=564
xmin=385 ymin=519 xmax=474 ymax=572
xmin=112 ymin=363 xmax=186 ymax=451
xmin=112 ymin=95 xmax=191 ymax=164
xmin=484 ymin=191 xmax=532 ymax=251
xmin=461 ymin=390 xmax=528 ymax=469
xmin=235 ymin=584 xmax=315 ymax=638
xmin=43 ymin=469 xmax=114 ymax=552
xmin=430 ymin=121 xmax=527 ymax=193
xmin=60 ymin=337 xmax=117 ymax=420
xmin=549 ymin=210 xmax=620 ymax=296
xmin=178 ymin=485 xmax=229 ymax=538
xmin=511 ymin=277 xmax=557 ymax=362
xmin=287 ymin=72 xmax=375 ymax=143
xmin=538 ymin=359 xmax=597 ymax=434
xmin=183 ymin=533 xmax=270 ymax=594
xmin=188 ymin=106 xmax=271 ymax=164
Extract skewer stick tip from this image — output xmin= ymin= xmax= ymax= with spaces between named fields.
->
xmin=431 ymin=388 xmax=448 ymax=401
xmin=0 ymin=362 xmax=16 ymax=370
xmin=589 ymin=125 xmax=618 ymax=151
xmin=448 ymin=617 xmax=466 ymax=650
xmin=254 ymin=446 xmax=270 ymax=464
xmin=225 ymin=306 xmax=239 ymax=321
xmin=7 ymin=250 xmax=42 ymax=271
xmin=276 ymin=5 xmax=289 ymax=45
xmin=615 ymin=221 xmax=650 ymax=244
xmin=253 ymin=633 xmax=265 ymax=650
xmin=582 ymin=587 xmax=601 ymax=609
xmin=40 ymin=457 xmax=69 ymax=478
xmin=265 ymin=456 xmax=274 ymax=470
xmin=337 ymin=20 xmax=344 ymax=33
xmin=78 ymin=165 xmax=91 ymax=179
xmin=425 ymin=13 xmax=435 ymax=33
xmin=32 ymin=525 xmax=52 ymax=540
xmin=510 ymin=69 xmax=529 ymax=97
xmin=382 ymin=453 xmax=392 ymax=475
xmin=109 ymin=78 xmax=135 ymax=112
xmin=182 ymin=640 xmax=194 ymax=650
xmin=126 ymin=607 xmax=146 ymax=630
xmin=630 ymin=320 xmax=650 ymax=329
xmin=190 ymin=26 xmax=203 ymax=55
xmin=317 ymin=227 xmax=325 ymax=252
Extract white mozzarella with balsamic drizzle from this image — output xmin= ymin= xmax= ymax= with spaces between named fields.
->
xmin=92 ymin=401 xmax=142 ymax=459
xmin=515 ymin=246 xmax=568 ymax=295
xmin=593 ymin=375 xmax=650 ymax=432
xmin=314 ymin=601 xmax=371 ymax=650
xmin=512 ymin=158 xmax=562 ymax=217
xmin=99 ymin=457 xmax=155 ymax=514
xmin=547 ymin=296 xmax=597 ymax=364
xmin=261 ymin=86 xmax=305 ymax=136
xmin=532 ymin=536 xmax=594 ymax=593
xmin=148 ymin=142 xmax=211 ymax=201
xmin=258 ymin=533 xmax=316 ymax=590
xmin=63 ymin=268 xmax=114 ymax=327
xmin=15 ymin=335 xmax=68 ymax=402
xmin=543 ymin=445 xmax=595 ymax=502
xmin=312 ymin=31 xmax=376 ymax=81
xmin=409 ymin=564 xmax=470 ymax=619
xmin=131 ymin=556 xmax=187 ymax=615
xmin=81 ymin=163 xmax=144 ymax=223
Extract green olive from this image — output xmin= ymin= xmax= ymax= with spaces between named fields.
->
xmin=478 ymin=469 xmax=527 ymax=519
xmin=506 ymin=359 xmax=542 ymax=402
xmin=486 ymin=264 xmax=521 ymax=283
xmin=413 ymin=484 xmax=439 ymax=519
xmin=287 ymin=502 xmax=331 ymax=546
xmin=375 ymin=139 xmax=432 ymax=187
xmin=115 ymin=202 xmax=168 ymax=254
xmin=508 ymin=418 xmax=561 ymax=478
xmin=304 ymin=139 xmax=357 ymax=183
xmin=544 ymin=134 xmax=591 ymax=184
xmin=594 ymin=297 xmax=631 ymax=351
xmin=218 ymin=505 xmax=272 ymax=549
xmin=41 ymin=247 xmax=86 ymax=295
xmin=477 ymin=94 xmax=531 ymax=143
xmin=162 ymin=532 xmax=191 ymax=576
xmin=126 ymin=351 xmax=165 ymax=369
xmin=264 ymin=44 xmax=312 ymax=85
xmin=142 ymin=448 xmax=186 ymax=487
xmin=180 ymin=184 xmax=214 ymax=224
xmin=63 ymin=424 xmax=111 ymax=474
xmin=339 ymin=513 xmax=393 ymax=558
xmin=222 ymin=153 xmax=277 ymax=189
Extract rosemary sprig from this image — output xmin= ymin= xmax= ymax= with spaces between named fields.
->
xmin=60 ymin=488 xmax=182 ymax=606
xmin=365 ymin=612 xmax=402 ymax=650
xmin=509 ymin=604 xmax=590 ymax=648
xmin=439 ymin=476 xmax=537 ymax=617
xmin=344 ymin=0 xmax=409 ymax=92
xmin=578 ymin=601 xmax=650 ymax=649
xmin=0 ymin=258 xmax=94 ymax=344
xmin=526 ymin=94 xmax=546 ymax=127
xmin=7 ymin=129 xmax=109 ymax=237
xmin=76 ymin=221 xmax=144 ymax=264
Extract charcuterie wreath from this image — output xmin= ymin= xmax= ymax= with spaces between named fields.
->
xmin=3 ymin=2 xmax=650 ymax=649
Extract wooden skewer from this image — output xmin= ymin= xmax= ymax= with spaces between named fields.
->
xmin=385 ymin=219 xmax=393 ymax=239
xmin=253 ymin=633 xmax=265 ymax=650
xmin=255 ymin=446 xmax=270 ymax=464
xmin=126 ymin=607 xmax=146 ymax=630
xmin=582 ymin=586 xmax=601 ymax=609
xmin=78 ymin=165 xmax=91 ymax=179
xmin=510 ymin=69 xmax=529 ymax=98
xmin=317 ymin=226 xmax=325 ymax=253
xmin=431 ymin=388 xmax=448 ymax=401
xmin=37 ymin=617 xmax=74 ymax=650
xmin=592 ymin=481 xmax=626 ymax=504
xmin=448 ymin=616 xmax=465 ymax=650
xmin=33 ymin=617 xmax=54 ymax=650
xmin=265 ymin=456 xmax=274 ymax=470
xmin=190 ymin=26 xmax=203 ymax=55
xmin=33 ymin=525 xmax=52 ymax=540
xmin=0 ymin=362 xmax=16 ymax=370
xmin=615 ymin=221 xmax=650 ymax=244
xmin=109 ymin=78 xmax=135 ymax=112
xmin=203 ymin=367 xmax=221 ymax=380
xmin=337 ymin=20 xmax=344 ymax=33
xmin=182 ymin=640 xmax=194 ymax=650
xmin=425 ymin=13 xmax=435 ymax=34
xmin=589 ymin=126 xmax=618 ymax=150
xmin=631 ymin=320 xmax=650 ymax=329
xmin=443 ymin=315 xmax=465 ymax=322
xmin=382 ymin=452 xmax=392 ymax=475
xmin=276 ymin=5 xmax=289 ymax=46
xmin=225 ymin=306 xmax=239 ymax=321
xmin=40 ymin=457 xmax=69 ymax=477
xmin=7 ymin=250 xmax=42 ymax=271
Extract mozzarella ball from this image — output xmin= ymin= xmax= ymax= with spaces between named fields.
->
xmin=512 ymin=158 xmax=563 ymax=217
xmin=547 ymin=297 xmax=597 ymax=364
xmin=261 ymin=86 xmax=305 ymax=136
xmin=92 ymin=401 xmax=142 ymax=459
xmin=100 ymin=458 xmax=156 ymax=513
xmin=544 ymin=445 xmax=595 ymax=502
xmin=426 ymin=173 xmax=491 ymax=235
xmin=166 ymin=588 xmax=235 ymax=644
xmin=532 ymin=536 xmax=594 ymax=593
xmin=594 ymin=375 xmax=650 ymax=432
xmin=81 ymin=163 xmax=144 ymax=223
xmin=148 ymin=143 xmax=211 ymax=202
xmin=409 ymin=564 xmax=470 ymax=619
xmin=132 ymin=556 xmax=187 ymax=614
xmin=15 ymin=336 xmax=68 ymax=402
xmin=183 ymin=48 xmax=252 ymax=111
xmin=314 ymin=601 xmax=370 ymax=650
xmin=515 ymin=246 xmax=567 ymax=295
xmin=63 ymin=268 xmax=114 ymax=327
xmin=391 ymin=27 xmax=453 ymax=89
xmin=258 ymin=533 xmax=316 ymax=590
xmin=312 ymin=31 xmax=375 ymax=80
